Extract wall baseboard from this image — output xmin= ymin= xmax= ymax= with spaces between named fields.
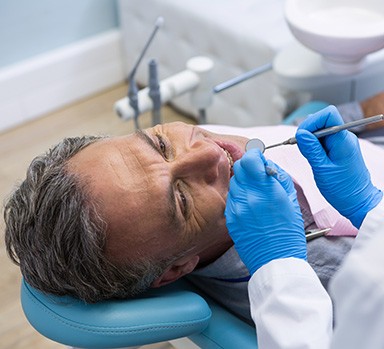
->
xmin=0 ymin=29 xmax=125 ymax=133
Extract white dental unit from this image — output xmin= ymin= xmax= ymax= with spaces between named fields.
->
xmin=275 ymin=0 xmax=384 ymax=111
xmin=115 ymin=0 xmax=384 ymax=126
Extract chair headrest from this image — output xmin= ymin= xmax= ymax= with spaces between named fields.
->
xmin=21 ymin=278 xmax=211 ymax=348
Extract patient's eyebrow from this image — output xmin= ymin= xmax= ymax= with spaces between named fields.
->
xmin=135 ymin=129 xmax=181 ymax=229
xmin=136 ymin=130 xmax=162 ymax=156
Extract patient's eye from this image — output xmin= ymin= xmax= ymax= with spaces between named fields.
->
xmin=159 ymin=138 xmax=166 ymax=154
xmin=155 ymin=134 xmax=168 ymax=157
xmin=177 ymin=184 xmax=188 ymax=217
xmin=180 ymin=191 xmax=187 ymax=212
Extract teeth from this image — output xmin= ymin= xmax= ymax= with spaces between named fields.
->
xmin=223 ymin=149 xmax=234 ymax=168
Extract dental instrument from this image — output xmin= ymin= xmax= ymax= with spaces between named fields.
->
xmin=148 ymin=59 xmax=161 ymax=126
xmin=198 ymin=109 xmax=207 ymax=124
xmin=246 ymin=114 xmax=384 ymax=153
xmin=127 ymin=17 xmax=164 ymax=130
xmin=305 ymin=228 xmax=331 ymax=241
xmin=115 ymin=56 xmax=214 ymax=121
xmin=213 ymin=63 xmax=273 ymax=94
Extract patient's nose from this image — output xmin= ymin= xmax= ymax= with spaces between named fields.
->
xmin=173 ymin=141 xmax=223 ymax=183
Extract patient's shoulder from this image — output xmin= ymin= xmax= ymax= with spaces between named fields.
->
xmin=307 ymin=236 xmax=354 ymax=290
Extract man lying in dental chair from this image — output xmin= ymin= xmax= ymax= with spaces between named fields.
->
xmin=4 ymin=100 xmax=384 ymax=325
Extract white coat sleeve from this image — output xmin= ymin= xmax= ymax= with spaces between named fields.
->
xmin=330 ymin=199 xmax=384 ymax=349
xmin=249 ymin=257 xmax=333 ymax=349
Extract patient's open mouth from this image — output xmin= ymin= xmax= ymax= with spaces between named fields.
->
xmin=217 ymin=145 xmax=235 ymax=178
xmin=223 ymin=149 xmax=234 ymax=168
xmin=214 ymin=140 xmax=243 ymax=178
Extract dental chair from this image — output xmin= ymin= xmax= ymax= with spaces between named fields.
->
xmin=21 ymin=277 xmax=257 ymax=349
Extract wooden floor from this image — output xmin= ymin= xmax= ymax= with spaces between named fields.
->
xmin=0 ymin=82 xmax=195 ymax=349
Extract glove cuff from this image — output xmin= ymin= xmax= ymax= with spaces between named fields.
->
xmin=350 ymin=189 xmax=383 ymax=228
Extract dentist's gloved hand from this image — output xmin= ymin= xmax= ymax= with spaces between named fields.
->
xmin=225 ymin=149 xmax=306 ymax=274
xmin=296 ymin=105 xmax=382 ymax=228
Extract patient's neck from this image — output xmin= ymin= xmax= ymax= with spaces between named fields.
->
xmin=197 ymin=239 xmax=234 ymax=268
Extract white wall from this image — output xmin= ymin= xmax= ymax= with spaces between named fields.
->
xmin=0 ymin=0 xmax=119 ymax=68
xmin=0 ymin=0 xmax=125 ymax=132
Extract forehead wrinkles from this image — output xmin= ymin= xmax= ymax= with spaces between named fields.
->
xmin=105 ymin=135 xmax=185 ymax=258
xmin=117 ymin=142 xmax=151 ymax=190
xmin=131 ymin=131 xmax=183 ymax=230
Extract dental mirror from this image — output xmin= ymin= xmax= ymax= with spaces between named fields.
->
xmin=245 ymin=138 xmax=266 ymax=153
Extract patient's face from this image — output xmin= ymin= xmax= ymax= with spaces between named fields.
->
xmin=69 ymin=122 xmax=247 ymax=266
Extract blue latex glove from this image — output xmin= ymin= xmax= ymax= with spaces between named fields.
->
xmin=225 ymin=149 xmax=306 ymax=274
xmin=296 ymin=105 xmax=382 ymax=228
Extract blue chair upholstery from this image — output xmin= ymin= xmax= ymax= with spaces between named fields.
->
xmin=21 ymin=277 xmax=257 ymax=349
xmin=283 ymin=100 xmax=329 ymax=125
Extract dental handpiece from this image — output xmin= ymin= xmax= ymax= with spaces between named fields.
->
xmin=246 ymin=114 xmax=384 ymax=153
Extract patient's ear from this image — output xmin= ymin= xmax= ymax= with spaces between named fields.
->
xmin=151 ymin=255 xmax=200 ymax=288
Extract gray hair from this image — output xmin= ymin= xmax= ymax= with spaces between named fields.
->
xmin=4 ymin=135 xmax=172 ymax=303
